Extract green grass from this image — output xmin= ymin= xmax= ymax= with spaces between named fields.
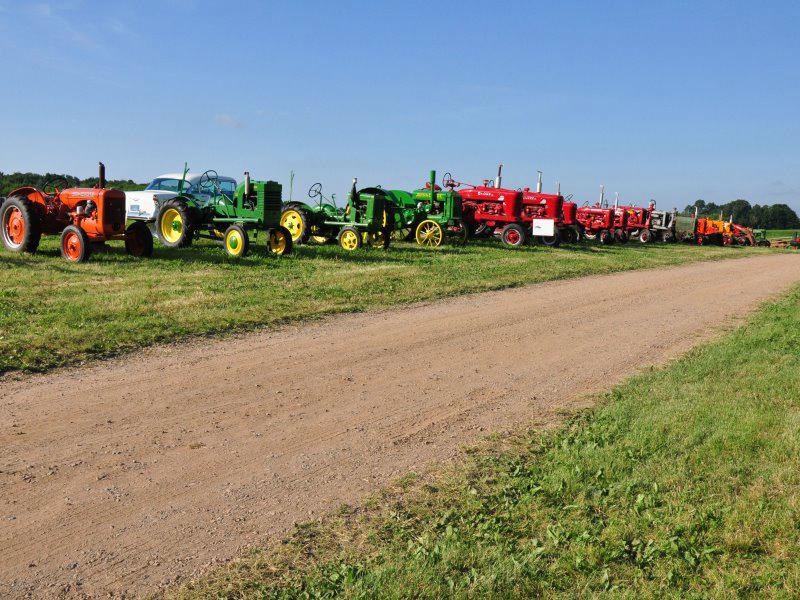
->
xmin=167 ymin=285 xmax=800 ymax=599
xmin=765 ymin=229 xmax=799 ymax=240
xmin=0 ymin=237 xmax=770 ymax=374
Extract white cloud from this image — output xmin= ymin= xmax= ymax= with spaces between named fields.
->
xmin=214 ymin=114 xmax=245 ymax=129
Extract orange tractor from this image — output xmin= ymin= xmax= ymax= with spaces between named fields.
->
xmin=696 ymin=217 xmax=756 ymax=246
xmin=0 ymin=163 xmax=153 ymax=262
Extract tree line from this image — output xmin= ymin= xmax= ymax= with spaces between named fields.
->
xmin=683 ymin=199 xmax=799 ymax=229
xmin=0 ymin=171 xmax=146 ymax=196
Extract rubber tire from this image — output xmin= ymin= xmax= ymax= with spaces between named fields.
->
xmin=615 ymin=229 xmax=628 ymax=244
xmin=280 ymin=206 xmax=311 ymax=244
xmin=1 ymin=196 xmax=42 ymax=253
xmin=473 ymin=223 xmax=494 ymax=238
xmin=501 ymin=223 xmax=527 ymax=247
xmin=157 ymin=198 xmax=194 ymax=248
xmin=639 ymin=229 xmax=652 ymax=244
xmin=338 ymin=225 xmax=362 ymax=251
xmin=268 ymin=225 xmax=294 ymax=256
xmin=223 ymin=224 xmax=249 ymax=258
xmin=125 ymin=221 xmax=154 ymax=257
xmin=60 ymin=225 xmax=91 ymax=263
xmin=598 ymin=230 xmax=613 ymax=245
xmin=540 ymin=234 xmax=560 ymax=247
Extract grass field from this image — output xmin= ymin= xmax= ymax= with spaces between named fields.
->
xmin=765 ymin=229 xmax=799 ymax=240
xmin=167 ymin=285 xmax=800 ymax=599
xmin=0 ymin=237 xmax=772 ymax=374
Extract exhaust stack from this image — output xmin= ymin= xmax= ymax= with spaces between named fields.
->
xmin=556 ymin=181 xmax=561 ymax=196
xmin=244 ymin=171 xmax=252 ymax=196
xmin=536 ymin=170 xmax=543 ymax=193
xmin=614 ymin=192 xmax=619 ymax=210
xmin=495 ymin=163 xmax=503 ymax=188
xmin=98 ymin=162 xmax=106 ymax=188
xmin=600 ymin=185 xmax=606 ymax=207
xmin=430 ymin=170 xmax=437 ymax=204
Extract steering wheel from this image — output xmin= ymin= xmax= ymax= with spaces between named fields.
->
xmin=442 ymin=172 xmax=454 ymax=188
xmin=308 ymin=182 xmax=323 ymax=199
xmin=42 ymin=177 xmax=72 ymax=196
xmin=198 ymin=170 xmax=220 ymax=194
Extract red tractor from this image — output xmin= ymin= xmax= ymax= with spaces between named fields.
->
xmin=445 ymin=165 xmax=575 ymax=247
xmin=0 ymin=163 xmax=153 ymax=263
xmin=520 ymin=172 xmax=579 ymax=245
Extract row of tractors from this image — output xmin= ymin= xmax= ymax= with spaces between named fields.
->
xmin=0 ymin=163 xmax=788 ymax=263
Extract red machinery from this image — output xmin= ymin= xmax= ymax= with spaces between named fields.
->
xmin=445 ymin=165 xmax=576 ymax=247
xmin=520 ymin=172 xmax=579 ymax=245
xmin=0 ymin=163 xmax=153 ymax=262
xmin=575 ymin=187 xmax=620 ymax=244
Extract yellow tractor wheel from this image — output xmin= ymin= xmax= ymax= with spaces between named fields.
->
xmin=338 ymin=226 xmax=362 ymax=251
xmin=415 ymin=220 xmax=444 ymax=247
xmin=223 ymin=225 xmax=249 ymax=258
xmin=268 ymin=226 xmax=293 ymax=256
xmin=280 ymin=208 xmax=310 ymax=244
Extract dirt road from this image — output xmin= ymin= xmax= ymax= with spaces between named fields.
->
xmin=1 ymin=254 xmax=798 ymax=598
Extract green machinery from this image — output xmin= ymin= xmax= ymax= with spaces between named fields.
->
xmin=752 ymin=229 xmax=772 ymax=247
xmin=156 ymin=168 xmax=293 ymax=258
xmin=280 ymin=179 xmax=392 ymax=251
xmin=388 ymin=170 xmax=469 ymax=247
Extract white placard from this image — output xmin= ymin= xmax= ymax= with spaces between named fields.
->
xmin=531 ymin=219 xmax=555 ymax=237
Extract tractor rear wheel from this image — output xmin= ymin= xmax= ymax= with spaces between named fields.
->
xmin=125 ymin=221 xmax=154 ymax=257
xmin=416 ymin=220 xmax=444 ymax=247
xmin=639 ymin=229 xmax=652 ymax=243
xmin=280 ymin=206 xmax=311 ymax=244
xmin=1 ymin=196 xmax=42 ymax=253
xmin=157 ymin=199 xmax=194 ymax=248
xmin=268 ymin=226 xmax=293 ymax=256
xmin=500 ymin=223 xmax=527 ymax=247
xmin=338 ymin=226 xmax=362 ymax=251
xmin=223 ymin=225 xmax=249 ymax=258
xmin=60 ymin=225 xmax=91 ymax=263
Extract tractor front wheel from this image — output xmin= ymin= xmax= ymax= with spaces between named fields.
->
xmin=1 ymin=196 xmax=42 ymax=253
xmin=598 ymin=230 xmax=613 ymax=245
xmin=416 ymin=220 xmax=444 ymax=247
xmin=539 ymin=234 xmax=560 ymax=247
xmin=268 ymin=226 xmax=293 ymax=256
xmin=280 ymin=206 xmax=311 ymax=244
xmin=223 ymin=225 xmax=250 ymax=258
xmin=157 ymin=199 xmax=194 ymax=248
xmin=639 ymin=229 xmax=652 ymax=243
xmin=60 ymin=225 xmax=91 ymax=263
xmin=125 ymin=221 xmax=154 ymax=257
xmin=500 ymin=223 xmax=527 ymax=247
xmin=338 ymin=226 xmax=362 ymax=251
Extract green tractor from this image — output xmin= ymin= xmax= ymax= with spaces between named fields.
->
xmin=156 ymin=168 xmax=293 ymax=258
xmin=752 ymin=229 xmax=772 ymax=247
xmin=387 ymin=170 xmax=469 ymax=247
xmin=280 ymin=179 xmax=392 ymax=251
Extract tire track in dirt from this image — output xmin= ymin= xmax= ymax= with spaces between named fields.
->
xmin=1 ymin=253 xmax=798 ymax=598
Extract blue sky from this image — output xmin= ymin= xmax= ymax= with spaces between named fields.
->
xmin=0 ymin=0 xmax=798 ymax=212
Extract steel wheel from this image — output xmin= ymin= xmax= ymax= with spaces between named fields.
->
xmin=416 ymin=220 xmax=443 ymax=247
